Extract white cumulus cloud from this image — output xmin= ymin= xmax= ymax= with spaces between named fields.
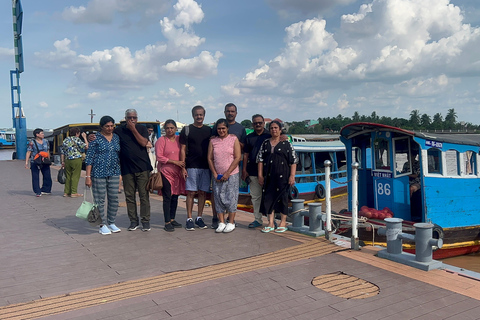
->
xmin=226 ymin=0 xmax=480 ymax=100
xmin=36 ymin=0 xmax=221 ymax=90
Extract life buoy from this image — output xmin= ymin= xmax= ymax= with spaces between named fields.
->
xmin=315 ymin=184 xmax=326 ymax=199
xmin=288 ymin=185 xmax=299 ymax=200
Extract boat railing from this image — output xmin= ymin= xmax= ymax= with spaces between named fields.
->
xmin=295 ymin=169 xmax=347 ymax=182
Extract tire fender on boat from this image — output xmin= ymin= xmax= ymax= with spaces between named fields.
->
xmin=288 ymin=185 xmax=299 ymax=200
xmin=315 ymin=184 xmax=325 ymax=199
xmin=432 ymin=224 xmax=444 ymax=240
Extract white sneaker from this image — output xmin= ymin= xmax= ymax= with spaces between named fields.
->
xmin=108 ymin=224 xmax=121 ymax=233
xmin=223 ymin=223 xmax=236 ymax=233
xmin=215 ymin=222 xmax=226 ymax=233
xmin=99 ymin=225 xmax=112 ymax=235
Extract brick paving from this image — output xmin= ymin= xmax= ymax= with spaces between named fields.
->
xmin=0 ymin=160 xmax=479 ymax=320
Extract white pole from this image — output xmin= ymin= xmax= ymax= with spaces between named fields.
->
xmin=324 ymin=160 xmax=332 ymax=234
xmin=351 ymin=162 xmax=360 ymax=249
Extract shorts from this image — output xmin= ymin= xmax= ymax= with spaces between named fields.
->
xmin=186 ymin=168 xmax=211 ymax=192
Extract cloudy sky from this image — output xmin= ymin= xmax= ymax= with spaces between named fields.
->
xmin=1 ymin=0 xmax=480 ymax=129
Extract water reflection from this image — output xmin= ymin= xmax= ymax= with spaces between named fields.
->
xmin=442 ymin=252 xmax=480 ymax=273
xmin=0 ymin=149 xmax=14 ymax=161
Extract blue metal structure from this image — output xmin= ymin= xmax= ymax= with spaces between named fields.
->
xmin=11 ymin=0 xmax=27 ymax=160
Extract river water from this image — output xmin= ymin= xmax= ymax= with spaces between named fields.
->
xmin=1 ymin=149 xmax=478 ymax=272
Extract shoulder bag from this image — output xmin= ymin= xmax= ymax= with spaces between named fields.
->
xmin=33 ymin=140 xmax=52 ymax=166
xmin=146 ymin=161 xmax=163 ymax=192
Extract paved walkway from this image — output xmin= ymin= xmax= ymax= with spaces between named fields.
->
xmin=0 ymin=160 xmax=479 ymax=320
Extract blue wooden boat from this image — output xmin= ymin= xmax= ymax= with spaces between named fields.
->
xmin=339 ymin=122 xmax=480 ymax=258
xmin=238 ymin=138 xmax=348 ymax=210
xmin=0 ymin=130 xmax=16 ymax=149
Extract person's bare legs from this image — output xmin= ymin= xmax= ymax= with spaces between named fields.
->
xmin=267 ymin=211 xmax=275 ymax=229
xmin=278 ymin=214 xmax=288 ymax=228
xmin=227 ymin=212 xmax=236 ymax=224
xmin=197 ymin=190 xmax=206 ymax=217
xmin=186 ymin=191 xmax=196 ymax=219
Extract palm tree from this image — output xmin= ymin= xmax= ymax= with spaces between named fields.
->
xmin=409 ymin=110 xmax=421 ymax=129
xmin=420 ymin=113 xmax=431 ymax=128
xmin=444 ymin=108 xmax=457 ymax=129
xmin=352 ymin=111 xmax=360 ymax=122
xmin=432 ymin=113 xmax=443 ymax=130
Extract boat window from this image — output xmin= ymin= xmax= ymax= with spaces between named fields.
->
xmin=465 ymin=151 xmax=476 ymax=176
xmin=295 ymin=152 xmax=314 ymax=183
xmin=366 ymin=147 xmax=372 ymax=169
xmin=336 ymin=151 xmax=347 ymax=177
xmin=314 ymin=152 xmax=333 ymax=181
xmin=393 ymin=137 xmax=411 ymax=177
xmin=427 ymin=148 xmax=442 ymax=174
xmin=445 ymin=149 xmax=460 ymax=176
xmin=374 ymin=137 xmax=390 ymax=170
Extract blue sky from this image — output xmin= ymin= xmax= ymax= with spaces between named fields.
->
xmin=1 ymin=0 xmax=480 ymax=129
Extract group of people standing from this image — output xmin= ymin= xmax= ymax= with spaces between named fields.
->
xmin=25 ymin=104 xmax=298 ymax=235
xmin=168 ymin=103 xmax=298 ymax=234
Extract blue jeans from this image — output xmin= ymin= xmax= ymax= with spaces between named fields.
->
xmin=30 ymin=163 xmax=52 ymax=195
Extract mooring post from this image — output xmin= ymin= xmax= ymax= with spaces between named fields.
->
xmin=351 ymin=162 xmax=360 ymax=250
xmin=308 ymin=202 xmax=323 ymax=233
xmin=414 ymin=223 xmax=443 ymax=263
xmin=290 ymin=199 xmax=306 ymax=229
xmin=324 ymin=160 xmax=332 ymax=240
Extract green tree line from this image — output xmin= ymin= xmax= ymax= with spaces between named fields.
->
xmin=276 ymin=108 xmax=475 ymax=134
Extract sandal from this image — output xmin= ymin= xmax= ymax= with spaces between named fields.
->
xmin=261 ymin=226 xmax=274 ymax=233
xmin=274 ymin=227 xmax=288 ymax=233
xmin=70 ymin=193 xmax=84 ymax=198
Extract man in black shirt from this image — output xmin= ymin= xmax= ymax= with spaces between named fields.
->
xmin=114 ymin=109 xmax=153 ymax=231
xmin=179 ymin=105 xmax=212 ymax=230
xmin=242 ymin=114 xmax=271 ymax=228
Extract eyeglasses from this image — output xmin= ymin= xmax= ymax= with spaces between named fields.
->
xmin=126 ymin=116 xmax=138 ymax=120
xmin=253 ymin=122 xmax=264 ymax=125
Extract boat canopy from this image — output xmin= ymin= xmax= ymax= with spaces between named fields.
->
xmin=340 ymin=122 xmax=480 ymax=147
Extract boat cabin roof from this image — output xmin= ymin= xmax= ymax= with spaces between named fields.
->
xmin=292 ymin=140 xmax=345 ymax=152
xmin=340 ymin=122 xmax=480 ymax=147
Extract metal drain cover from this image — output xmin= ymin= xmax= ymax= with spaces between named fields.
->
xmin=312 ymin=271 xmax=379 ymax=299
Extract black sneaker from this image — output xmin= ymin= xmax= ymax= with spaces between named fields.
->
xmin=211 ymin=217 xmax=219 ymax=229
xmin=141 ymin=222 xmax=151 ymax=232
xmin=186 ymin=219 xmax=195 ymax=231
xmin=170 ymin=220 xmax=182 ymax=228
xmin=164 ymin=223 xmax=174 ymax=232
xmin=128 ymin=221 xmax=139 ymax=231
xmin=195 ymin=217 xmax=207 ymax=229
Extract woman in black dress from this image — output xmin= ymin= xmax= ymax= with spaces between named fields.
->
xmin=257 ymin=120 xmax=297 ymax=233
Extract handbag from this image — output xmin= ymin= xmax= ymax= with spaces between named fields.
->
xmin=75 ymin=187 xmax=101 ymax=226
xmin=33 ymin=140 xmax=52 ymax=166
xmin=146 ymin=162 xmax=163 ymax=192
xmin=58 ymin=168 xmax=66 ymax=184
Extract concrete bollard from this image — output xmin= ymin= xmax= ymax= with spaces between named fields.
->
xmin=308 ymin=203 xmax=323 ymax=233
xmin=414 ymin=223 xmax=443 ymax=263
xmin=377 ymin=218 xmax=443 ymax=271
xmin=290 ymin=199 xmax=306 ymax=229
xmin=288 ymin=200 xmax=324 ymax=237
